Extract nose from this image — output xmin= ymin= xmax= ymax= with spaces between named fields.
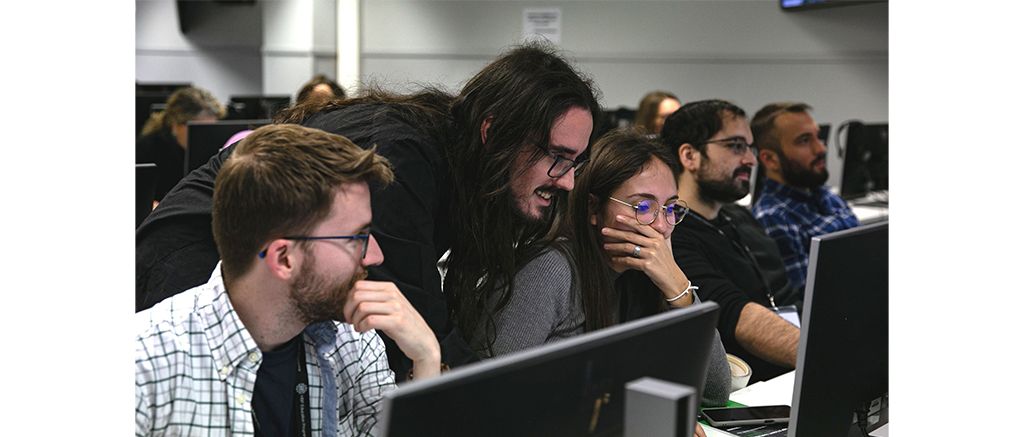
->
xmin=742 ymin=145 xmax=757 ymax=166
xmin=813 ymin=136 xmax=827 ymax=155
xmin=552 ymin=170 xmax=575 ymax=191
xmin=362 ymin=235 xmax=384 ymax=267
xmin=651 ymin=211 xmax=672 ymax=237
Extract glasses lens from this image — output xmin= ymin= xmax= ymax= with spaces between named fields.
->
xmin=668 ymin=203 xmax=688 ymax=224
xmin=635 ymin=200 xmax=656 ymax=224
xmin=549 ymin=156 xmax=574 ymax=178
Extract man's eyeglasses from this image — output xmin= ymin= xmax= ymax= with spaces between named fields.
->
xmin=258 ymin=233 xmax=371 ymax=259
xmin=608 ymin=197 xmax=690 ymax=226
xmin=698 ymin=138 xmax=757 ymax=156
xmin=537 ymin=145 xmax=588 ymax=178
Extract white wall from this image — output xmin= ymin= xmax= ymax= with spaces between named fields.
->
xmin=137 ymin=0 xmax=887 ymax=186
xmin=135 ymin=0 xmax=264 ymax=103
xmin=136 ymin=0 xmax=338 ymax=102
xmin=361 ymin=0 xmax=888 ymax=186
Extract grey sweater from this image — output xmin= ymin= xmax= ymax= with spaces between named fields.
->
xmin=479 ymin=248 xmax=732 ymax=406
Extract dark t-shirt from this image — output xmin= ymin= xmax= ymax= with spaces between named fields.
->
xmin=135 ymin=129 xmax=184 ymax=201
xmin=135 ymin=102 xmax=479 ymax=380
xmin=253 ymin=335 xmax=301 ymax=437
xmin=671 ymin=205 xmax=796 ymax=382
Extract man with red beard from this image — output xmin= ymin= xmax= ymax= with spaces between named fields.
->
xmin=662 ymin=99 xmax=801 ymax=383
xmin=751 ymin=102 xmax=859 ymax=291
xmin=135 ymin=125 xmax=440 ymax=436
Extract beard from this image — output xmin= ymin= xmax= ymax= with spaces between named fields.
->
xmin=510 ymin=186 xmax=561 ymax=227
xmin=289 ymin=251 xmax=368 ymax=324
xmin=696 ymin=163 xmax=751 ymax=204
xmin=779 ymin=152 xmax=829 ymax=189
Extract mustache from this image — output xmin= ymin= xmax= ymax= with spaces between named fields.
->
xmin=812 ymin=154 xmax=827 ymax=166
xmin=733 ymin=166 xmax=753 ymax=178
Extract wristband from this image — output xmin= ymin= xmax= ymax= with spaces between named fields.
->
xmin=666 ymin=281 xmax=698 ymax=303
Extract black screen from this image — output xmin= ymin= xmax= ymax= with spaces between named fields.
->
xmin=789 ymin=221 xmax=888 ymax=436
xmin=380 ymin=302 xmax=720 ymax=437
xmin=703 ymin=406 xmax=790 ymax=422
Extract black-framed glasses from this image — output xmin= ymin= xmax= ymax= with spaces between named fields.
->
xmin=258 ymin=233 xmax=371 ymax=259
xmin=698 ymin=137 xmax=757 ymax=156
xmin=608 ymin=197 xmax=690 ymax=226
xmin=536 ymin=145 xmax=588 ymax=178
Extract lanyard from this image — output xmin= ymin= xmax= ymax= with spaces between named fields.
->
xmin=292 ymin=343 xmax=312 ymax=437
xmin=688 ymin=212 xmax=779 ymax=310
xmin=253 ymin=340 xmax=313 ymax=437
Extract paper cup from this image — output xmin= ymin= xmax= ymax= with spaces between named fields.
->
xmin=726 ymin=353 xmax=752 ymax=392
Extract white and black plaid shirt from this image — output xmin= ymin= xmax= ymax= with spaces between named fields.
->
xmin=135 ymin=264 xmax=395 ymax=436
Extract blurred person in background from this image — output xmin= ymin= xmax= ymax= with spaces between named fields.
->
xmin=634 ymin=90 xmax=681 ymax=135
xmin=136 ymin=86 xmax=225 ymax=202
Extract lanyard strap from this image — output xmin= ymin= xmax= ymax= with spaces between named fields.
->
xmin=292 ymin=342 xmax=312 ymax=437
xmin=688 ymin=212 xmax=778 ymax=310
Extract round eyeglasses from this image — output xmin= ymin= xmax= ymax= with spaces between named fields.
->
xmin=608 ymin=197 xmax=690 ymax=226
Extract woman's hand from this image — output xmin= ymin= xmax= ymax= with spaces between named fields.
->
xmin=602 ymin=215 xmax=694 ymax=307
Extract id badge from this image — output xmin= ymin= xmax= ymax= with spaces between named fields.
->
xmin=772 ymin=304 xmax=800 ymax=328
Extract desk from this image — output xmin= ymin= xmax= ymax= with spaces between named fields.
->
xmin=852 ymin=204 xmax=888 ymax=225
xmin=699 ymin=372 xmax=889 ymax=437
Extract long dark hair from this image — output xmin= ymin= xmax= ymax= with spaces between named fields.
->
xmin=445 ymin=42 xmax=602 ymax=355
xmin=553 ymin=128 xmax=681 ymax=332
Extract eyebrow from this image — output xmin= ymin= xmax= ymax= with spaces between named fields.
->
xmin=547 ymin=144 xmax=583 ymax=157
xmin=626 ymin=193 xmax=680 ymax=203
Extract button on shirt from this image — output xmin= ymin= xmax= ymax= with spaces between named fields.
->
xmin=752 ymin=179 xmax=859 ymax=290
xmin=135 ymin=263 xmax=395 ymax=436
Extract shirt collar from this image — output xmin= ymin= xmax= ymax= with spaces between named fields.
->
xmin=761 ymin=178 xmax=829 ymax=202
xmin=199 ymin=263 xmax=262 ymax=380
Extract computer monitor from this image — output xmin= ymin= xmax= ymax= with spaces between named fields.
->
xmin=225 ymin=95 xmax=291 ymax=120
xmin=379 ymin=302 xmax=721 ymax=437
xmin=789 ymin=221 xmax=888 ymax=437
xmin=136 ymin=163 xmax=158 ymax=229
xmin=185 ymin=119 xmax=269 ymax=175
xmin=838 ymin=121 xmax=888 ymax=199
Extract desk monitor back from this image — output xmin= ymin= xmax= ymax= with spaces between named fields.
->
xmin=226 ymin=95 xmax=291 ymax=120
xmin=789 ymin=221 xmax=888 ymax=437
xmin=838 ymin=121 xmax=888 ymax=199
xmin=136 ymin=163 xmax=158 ymax=229
xmin=185 ymin=119 xmax=269 ymax=175
xmin=380 ymin=301 xmax=720 ymax=437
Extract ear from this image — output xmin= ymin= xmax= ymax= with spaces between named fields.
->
xmin=261 ymin=239 xmax=299 ymax=281
xmin=758 ymin=148 xmax=780 ymax=172
xmin=480 ymin=116 xmax=495 ymax=144
xmin=677 ymin=143 xmax=701 ymax=172
xmin=588 ymin=194 xmax=599 ymax=226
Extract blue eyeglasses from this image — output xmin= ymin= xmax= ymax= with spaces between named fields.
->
xmin=258 ymin=233 xmax=371 ymax=259
xmin=608 ymin=197 xmax=689 ymax=225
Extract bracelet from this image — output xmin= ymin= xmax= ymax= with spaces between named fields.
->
xmin=666 ymin=281 xmax=699 ymax=303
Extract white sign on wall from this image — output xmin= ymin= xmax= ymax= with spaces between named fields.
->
xmin=523 ymin=8 xmax=561 ymax=44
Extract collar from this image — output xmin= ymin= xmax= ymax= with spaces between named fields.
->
xmin=761 ymin=178 xmax=829 ymax=202
xmin=199 ymin=263 xmax=263 ymax=381
xmin=199 ymin=263 xmax=340 ymax=380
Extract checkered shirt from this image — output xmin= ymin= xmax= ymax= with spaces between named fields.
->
xmin=135 ymin=264 xmax=395 ymax=436
xmin=752 ymin=179 xmax=860 ymax=290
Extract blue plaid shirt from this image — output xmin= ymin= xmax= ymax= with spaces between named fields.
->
xmin=752 ymin=179 xmax=859 ymax=290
